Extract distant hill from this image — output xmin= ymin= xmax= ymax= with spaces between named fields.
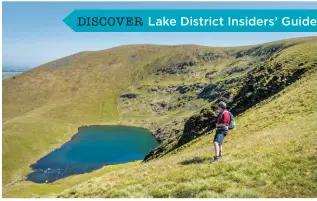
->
xmin=2 ymin=66 xmax=31 ymax=72
xmin=2 ymin=36 xmax=317 ymax=197
xmin=2 ymin=70 xmax=25 ymax=72
xmin=2 ymin=66 xmax=31 ymax=80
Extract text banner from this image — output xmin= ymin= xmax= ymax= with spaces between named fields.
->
xmin=63 ymin=9 xmax=317 ymax=32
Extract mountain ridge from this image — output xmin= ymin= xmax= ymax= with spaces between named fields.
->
xmin=2 ymin=36 xmax=317 ymax=197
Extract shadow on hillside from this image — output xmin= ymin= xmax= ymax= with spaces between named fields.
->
xmin=179 ymin=157 xmax=213 ymax=165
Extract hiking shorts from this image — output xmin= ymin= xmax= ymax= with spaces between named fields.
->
xmin=214 ymin=133 xmax=225 ymax=145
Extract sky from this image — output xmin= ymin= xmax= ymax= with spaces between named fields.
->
xmin=3 ymin=1 xmax=317 ymax=68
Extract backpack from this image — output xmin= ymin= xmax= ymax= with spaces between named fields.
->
xmin=222 ymin=111 xmax=235 ymax=130
xmin=228 ymin=112 xmax=235 ymax=130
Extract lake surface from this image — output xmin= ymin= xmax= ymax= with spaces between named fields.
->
xmin=26 ymin=125 xmax=159 ymax=183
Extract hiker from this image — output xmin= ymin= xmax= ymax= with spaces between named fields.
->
xmin=212 ymin=101 xmax=232 ymax=163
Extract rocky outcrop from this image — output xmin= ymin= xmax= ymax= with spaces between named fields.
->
xmin=120 ymin=93 xmax=138 ymax=99
xmin=230 ymin=64 xmax=311 ymax=114
xmin=150 ymin=101 xmax=177 ymax=113
xmin=139 ymin=83 xmax=206 ymax=95
xmin=144 ymin=105 xmax=218 ymax=161
xmin=140 ymin=85 xmax=178 ymax=94
xmin=197 ymin=52 xmax=225 ymax=62
xmin=223 ymin=77 xmax=241 ymax=85
xmin=205 ymin=70 xmax=217 ymax=79
xmin=176 ymin=83 xmax=206 ymax=94
xmin=177 ymin=106 xmax=217 ymax=146
xmin=154 ymin=60 xmax=196 ymax=74
xmin=197 ymin=83 xmax=233 ymax=103
xmin=227 ymin=66 xmax=248 ymax=75
xmin=144 ymin=119 xmax=185 ymax=161
xmin=177 ymin=94 xmax=195 ymax=102
xmin=235 ymin=44 xmax=284 ymax=59
xmin=144 ymin=58 xmax=316 ymax=162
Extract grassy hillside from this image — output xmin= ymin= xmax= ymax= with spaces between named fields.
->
xmin=5 ymin=67 xmax=315 ymax=198
xmin=59 ymin=69 xmax=317 ymax=198
xmin=2 ymin=37 xmax=317 ymax=197
xmin=3 ymin=44 xmax=212 ymax=185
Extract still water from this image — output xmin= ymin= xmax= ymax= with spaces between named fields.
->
xmin=26 ymin=125 xmax=158 ymax=183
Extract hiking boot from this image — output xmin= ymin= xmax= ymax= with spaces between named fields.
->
xmin=211 ymin=156 xmax=220 ymax=164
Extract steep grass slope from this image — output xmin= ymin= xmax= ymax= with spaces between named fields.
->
xmin=2 ymin=37 xmax=317 ymax=197
xmin=3 ymin=68 xmax=316 ymax=198
xmin=3 ymin=44 xmax=215 ymax=185
xmin=144 ymin=37 xmax=317 ymax=160
xmin=58 ymin=69 xmax=317 ymax=198
xmin=53 ymin=68 xmax=316 ymax=198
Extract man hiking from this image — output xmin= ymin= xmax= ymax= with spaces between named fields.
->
xmin=212 ymin=101 xmax=231 ymax=163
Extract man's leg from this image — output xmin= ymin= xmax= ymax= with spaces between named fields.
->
xmin=219 ymin=144 xmax=222 ymax=157
xmin=214 ymin=141 xmax=220 ymax=157
xmin=212 ymin=141 xmax=220 ymax=163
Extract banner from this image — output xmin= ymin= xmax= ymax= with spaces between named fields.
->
xmin=63 ymin=9 xmax=317 ymax=32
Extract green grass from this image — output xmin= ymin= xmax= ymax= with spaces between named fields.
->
xmin=56 ymin=69 xmax=317 ymax=198
xmin=4 ymin=67 xmax=316 ymax=198
xmin=3 ymin=162 xmax=138 ymax=198
xmin=3 ymin=44 xmax=206 ymax=185
xmin=3 ymin=36 xmax=317 ymax=197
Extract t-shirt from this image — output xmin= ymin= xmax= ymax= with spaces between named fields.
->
xmin=216 ymin=110 xmax=231 ymax=135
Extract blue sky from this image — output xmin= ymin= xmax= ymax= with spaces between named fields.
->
xmin=3 ymin=1 xmax=317 ymax=68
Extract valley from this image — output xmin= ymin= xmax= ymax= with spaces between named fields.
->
xmin=2 ymin=36 xmax=317 ymax=197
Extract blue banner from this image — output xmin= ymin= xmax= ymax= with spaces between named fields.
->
xmin=63 ymin=9 xmax=317 ymax=32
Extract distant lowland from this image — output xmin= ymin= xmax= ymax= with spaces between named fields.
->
xmin=2 ymin=66 xmax=30 ymax=80
xmin=3 ymin=37 xmax=317 ymax=198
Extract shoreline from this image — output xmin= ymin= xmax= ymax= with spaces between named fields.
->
xmin=23 ymin=122 xmax=158 ymax=183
